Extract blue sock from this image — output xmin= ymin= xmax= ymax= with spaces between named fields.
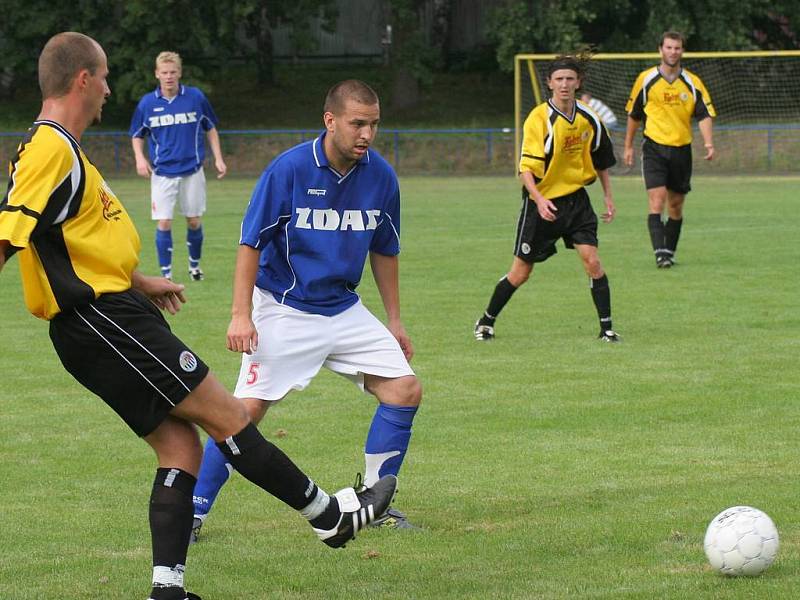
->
xmin=193 ymin=436 xmax=234 ymax=519
xmin=155 ymin=229 xmax=173 ymax=276
xmin=186 ymin=226 xmax=203 ymax=270
xmin=364 ymin=404 xmax=418 ymax=486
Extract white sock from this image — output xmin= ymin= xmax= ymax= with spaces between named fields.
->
xmin=152 ymin=564 xmax=185 ymax=589
xmin=299 ymin=486 xmax=330 ymax=520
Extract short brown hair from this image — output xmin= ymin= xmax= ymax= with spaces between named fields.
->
xmin=38 ymin=32 xmax=103 ymax=99
xmin=156 ymin=51 xmax=182 ymax=69
xmin=324 ymin=80 xmax=379 ymax=114
xmin=660 ymin=31 xmax=686 ymax=47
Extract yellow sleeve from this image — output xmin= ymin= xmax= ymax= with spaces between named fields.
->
xmin=0 ymin=129 xmax=76 ymax=249
xmin=518 ymin=107 xmax=546 ymax=177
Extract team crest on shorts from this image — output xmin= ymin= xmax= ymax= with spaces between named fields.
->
xmin=521 ymin=243 xmax=531 ymax=254
xmin=179 ymin=350 xmax=198 ymax=372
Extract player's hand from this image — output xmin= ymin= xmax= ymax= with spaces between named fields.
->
xmin=227 ymin=314 xmax=258 ymax=354
xmin=133 ymin=274 xmax=186 ymax=314
xmin=215 ymin=159 xmax=228 ymax=179
xmin=534 ymin=197 xmax=558 ymax=222
xmin=135 ymin=160 xmax=152 ymax=178
xmin=601 ymin=197 xmax=616 ymax=223
xmin=388 ymin=320 xmax=414 ymax=361
xmin=703 ymin=144 xmax=715 ymax=161
xmin=623 ymin=146 xmax=634 ymax=167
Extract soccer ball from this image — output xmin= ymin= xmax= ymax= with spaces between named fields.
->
xmin=704 ymin=506 xmax=779 ymax=576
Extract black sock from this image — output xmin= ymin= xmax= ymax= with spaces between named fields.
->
xmin=216 ymin=422 xmax=318 ymax=510
xmin=481 ymin=276 xmax=519 ymax=325
xmin=590 ymin=274 xmax=612 ymax=332
xmin=647 ymin=213 xmax=666 ymax=256
xmin=664 ymin=217 xmax=683 ymax=255
xmin=308 ymin=497 xmax=341 ymax=530
xmin=149 ymin=468 xmax=196 ymax=600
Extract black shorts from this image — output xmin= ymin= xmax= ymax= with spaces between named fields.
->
xmin=48 ymin=289 xmax=210 ymax=437
xmin=642 ymin=138 xmax=692 ymax=194
xmin=514 ymin=187 xmax=598 ymax=264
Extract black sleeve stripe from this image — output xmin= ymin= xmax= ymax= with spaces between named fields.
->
xmin=0 ymin=204 xmax=41 ymax=219
xmin=521 ymin=153 xmax=545 ymax=161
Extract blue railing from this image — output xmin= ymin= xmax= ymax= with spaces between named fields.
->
xmin=2 ymin=124 xmax=798 ymax=173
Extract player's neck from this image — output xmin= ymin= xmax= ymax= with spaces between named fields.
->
xmin=160 ymin=85 xmax=179 ymax=99
xmin=659 ymin=62 xmax=681 ymax=80
xmin=38 ymin=99 xmax=89 ymax=141
xmin=550 ymin=97 xmax=575 ymax=115
xmin=323 ymin=139 xmax=356 ymax=175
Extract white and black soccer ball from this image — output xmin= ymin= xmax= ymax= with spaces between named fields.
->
xmin=704 ymin=506 xmax=779 ymax=576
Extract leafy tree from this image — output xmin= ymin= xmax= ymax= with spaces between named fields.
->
xmin=228 ymin=0 xmax=339 ymax=85
xmin=486 ymin=0 xmax=800 ymax=72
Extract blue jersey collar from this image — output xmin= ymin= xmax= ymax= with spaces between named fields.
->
xmin=155 ymin=84 xmax=186 ymax=99
xmin=312 ymin=132 xmax=371 ymax=170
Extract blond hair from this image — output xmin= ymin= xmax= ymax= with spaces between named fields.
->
xmin=155 ymin=51 xmax=182 ymax=69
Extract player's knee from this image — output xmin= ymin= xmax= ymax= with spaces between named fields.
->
xmin=399 ymin=376 xmax=422 ymax=407
xmin=507 ymin=266 xmax=531 ymax=287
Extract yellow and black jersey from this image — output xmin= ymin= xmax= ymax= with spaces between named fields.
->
xmin=0 ymin=120 xmax=140 ymax=320
xmin=625 ymin=66 xmax=716 ymax=147
xmin=519 ymin=100 xmax=616 ymax=199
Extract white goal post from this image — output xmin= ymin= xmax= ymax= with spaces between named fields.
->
xmin=514 ymin=51 xmax=800 ymax=174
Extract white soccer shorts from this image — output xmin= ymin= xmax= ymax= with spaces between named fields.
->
xmin=150 ymin=168 xmax=207 ymax=220
xmin=234 ymin=289 xmax=415 ymax=402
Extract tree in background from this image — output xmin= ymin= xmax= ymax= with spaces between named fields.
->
xmin=228 ymin=0 xmax=338 ymax=85
xmin=487 ymin=0 xmax=800 ymax=71
xmin=382 ymin=0 xmax=441 ymax=111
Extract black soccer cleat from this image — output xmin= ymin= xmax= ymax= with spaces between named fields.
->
xmin=474 ymin=320 xmax=495 ymax=341
xmin=189 ymin=267 xmax=204 ymax=281
xmin=313 ymin=474 xmax=397 ymax=548
xmin=370 ymin=506 xmax=420 ymax=530
xmin=598 ymin=330 xmax=621 ymax=343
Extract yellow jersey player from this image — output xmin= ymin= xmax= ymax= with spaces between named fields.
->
xmin=475 ymin=53 xmax=619 ymax=343
xmin=624 ymin=31 xmax=716 ymax=268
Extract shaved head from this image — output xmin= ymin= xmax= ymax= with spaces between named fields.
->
xmin=324 ymin=80 xmax=379 ymax=115
xmin=38 ymin=32 xmax=103 ymax=99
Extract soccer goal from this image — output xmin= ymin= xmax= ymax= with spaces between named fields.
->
xmin=514 ymin=51 xmax=800 ymax=174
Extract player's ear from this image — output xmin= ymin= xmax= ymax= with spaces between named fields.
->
xmin=323 ymin=111 xmax=335 ymax=131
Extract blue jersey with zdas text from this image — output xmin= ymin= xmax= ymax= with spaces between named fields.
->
xmin=129 ymin=85 xmax=218 ymax=177
xmin=241 ymin=133 xmax=401 ymax=316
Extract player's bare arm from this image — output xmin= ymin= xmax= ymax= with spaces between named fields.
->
xmin=698 ymin=117 xmax=715 ymax=160
xmin=369 ymin=252 xmax=414 ymax=361
xmin=623 ymin=116 xmax=641 ymax=166
xmin=597 ymin=169 xmax=615 ymax=223
xmin=206 ymin=128 xmax=227 ymax=178
xmin=520 ymin=170 xmax=557 ymax=221
xmin=131 ymin=137 xmax=152 ymax=177
xmin=227 ymin=244 xmax=260 ymax=354
xmin=131 ymin=270 xmax=186 ymax=314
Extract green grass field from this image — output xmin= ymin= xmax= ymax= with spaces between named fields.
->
xmin=1 ymin=175 xmax=798 ymax=599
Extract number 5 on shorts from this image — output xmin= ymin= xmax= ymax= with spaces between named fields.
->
xmin=246 ymin=362 xmax=260 ymax=385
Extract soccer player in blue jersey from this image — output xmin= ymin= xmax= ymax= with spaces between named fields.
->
xmin=130 ymin=51 xmax=227 ymax=281
xmin=191 ymin=79 xmax=422 ymax=540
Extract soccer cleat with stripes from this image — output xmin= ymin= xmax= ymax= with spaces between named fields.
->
xmin=189 ymin=267 xmax=204 ymax=281
xmin=474 ymin=320 xmax=495 ymax=341
xmin=598 ymin=330 xmax=621 ymax=343
xmin=313 ymin=474 xmax=397 ymax=548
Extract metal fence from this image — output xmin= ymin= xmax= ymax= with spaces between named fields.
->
xmin=2 ymin=125 xmax=798 ymax=177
